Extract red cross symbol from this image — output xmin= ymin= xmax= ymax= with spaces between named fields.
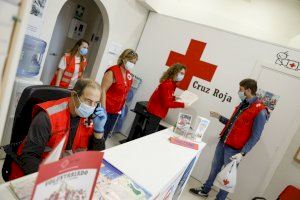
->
xmin=166 ymin=39 xmax=217 ymax=90
xmin=290 ymin=63 xmax=295 ymax=68
xmin=223 ymin=179 xmax=230 ymax=186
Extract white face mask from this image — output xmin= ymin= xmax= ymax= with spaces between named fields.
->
xmin=75 ymin=95 xmax=96 ymax=118
xmin=125 ymin=61 xmax=135 ymax=71
xmin=175 ymin=73 xmax=185 ymax=82
xmin=238 ymin=91 xmax=246 ymax=101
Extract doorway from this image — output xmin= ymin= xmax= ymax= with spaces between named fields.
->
xmin=41 ymin=0 xmax=106 ymax=84
xmin=230 ymin=61 xmax=300 ymax=199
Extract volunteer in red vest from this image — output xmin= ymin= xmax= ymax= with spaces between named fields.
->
xmin=9 ymin=79 xmax=107 ymax=180
xmin=146 ymin=63 xmax=188 ymax=135
xmin=190 ymin=79 xmax=269 ymax=200
xmin=100 ymin=49 xmax=138 ymax=141
xmin=51 ymin=39 xmax=89 ymax=89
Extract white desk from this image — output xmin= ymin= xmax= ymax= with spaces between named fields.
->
xmin=0 ymin=129 xmax=206 ymax=200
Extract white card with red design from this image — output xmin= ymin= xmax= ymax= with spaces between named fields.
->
xmin=31 ymin=151 xmax=103 ymax=200
xmin=42 ymin=135 xmax=67 ymax=165
xmin=179 ymin=90 xmax=199 ymax=106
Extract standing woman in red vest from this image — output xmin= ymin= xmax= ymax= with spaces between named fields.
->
xmin=145 ymin=63 xmax=188 ymax=135
xmin=51 ymin=39 xmax=89 ymax=89
xmin=100 ymin=49 xmax=138 ymax=141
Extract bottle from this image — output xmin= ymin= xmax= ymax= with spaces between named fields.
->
xmin=17 ymin=35 xmax=47 ymax=77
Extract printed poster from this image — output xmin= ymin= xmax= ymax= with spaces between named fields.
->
xmin=27 ymin=0 xmax=48 ymax=37
xmin=256 ymin=89 xmax=280 ymax=115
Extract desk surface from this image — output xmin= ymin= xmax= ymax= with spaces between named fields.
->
xmin=0 ymin=129 xmax=206 ymax=199
xmin=104 ymin=128 xmax=206 ymax=196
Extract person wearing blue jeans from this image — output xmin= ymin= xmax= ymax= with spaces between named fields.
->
xmin=190 ymin=79 xmax=268 ymax=200
xmin=103 ymin=113 xmax=120 ymax=141
xmin=201 ymin=141 xmax=241 ymax=199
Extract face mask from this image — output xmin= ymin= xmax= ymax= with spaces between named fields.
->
xmin=125 ymin=61 xmax=135 ymax=71
xmin=175 ymin=73 xmax=185 ymax=82
xmin=79 ymin=48 xmax=88 ymax=56
xmin=238 ymin=91 xmax=246 ymax=101
xmin=75 ymin=95 xmax=95 ymax=118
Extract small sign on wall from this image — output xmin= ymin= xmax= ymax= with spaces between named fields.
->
xmin=74 ymin=4 xmax=85 ymax=20
xmin=67 ymin=18 xmax=87 ymax=40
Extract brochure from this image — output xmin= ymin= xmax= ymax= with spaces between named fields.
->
xmin=194 ymin=116 xmax=210 ymax=139
xmin=93 ymin=160 xmax=152 ymax=200
xmin=31 ymin=151 xmax=103 ymax=200
xmin=175 ymin=113 xmax=192 ymax=136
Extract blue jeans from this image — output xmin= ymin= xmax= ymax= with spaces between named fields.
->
xmin=202 ymin=140 xmax=240 ymax=200
xmin=103 ymin=113 xmax=120 ymax=141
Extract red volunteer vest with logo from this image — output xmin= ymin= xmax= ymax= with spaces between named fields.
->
xmin=50 ymin=53 xmax=87 ymax=88
xmin=105 ymin=65 xmax=133 ymax=114
xmin=220 ymin=100 xmax=266 ymax=150
xmin=9 ymin=97 xmax=94 ymax=180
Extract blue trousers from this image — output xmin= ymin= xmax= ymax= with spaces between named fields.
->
xmin=202 ymin=140 xmax=240 ymax=200
xmin=103 ymin=113 xmax=120 ymax=141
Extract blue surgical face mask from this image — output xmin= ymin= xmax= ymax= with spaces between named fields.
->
xmin=75 ymin=95 xmax=95 ymax=118
xmin=238 ymin=91 xmax=246 ymax=101
xmin=79 ymin=47 xmax=88 ymax=56
xmin=175 ymin=73 xmax=185 ymax=82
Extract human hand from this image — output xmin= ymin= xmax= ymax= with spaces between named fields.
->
xmin=175 ymin=96 xmax=181 ymax=101
xmin=230 ymin=153 xmax=244 ymax=162
xmin=93 ymin=106 xmax=107 ymax=133
xmin=209 ymin=111 xmax=221 ymax=119
xmin=184 ymin=102 xmax=192 ymax=108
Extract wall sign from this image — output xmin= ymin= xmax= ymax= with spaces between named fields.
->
xmin=27 ymin=0 xmax=48 ymax=37
xmin=74 ymin=4 xmax=85 ymax=20
xmin=275 ymin=51 xmax=299 ymax=71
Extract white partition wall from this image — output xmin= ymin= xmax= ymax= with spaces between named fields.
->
xmin=122 ymin=13 xmax=300 ymax=199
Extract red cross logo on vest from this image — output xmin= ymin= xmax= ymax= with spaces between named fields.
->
xmin=166 ymin=39 xmax=217 ymax=90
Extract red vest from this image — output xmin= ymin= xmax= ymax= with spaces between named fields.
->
xmin=105 ymin=65 xmax=133 ymax=114
xmin=9 ymin=97 xmax=94 ymax=180
xmin=220 ymin=100 xmax=266 ymax=150
xmin=51 ymin=53 xmax=87 ymax=88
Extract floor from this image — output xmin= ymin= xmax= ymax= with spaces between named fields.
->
xmin=0 ymin=133 xmax=223 ymax=200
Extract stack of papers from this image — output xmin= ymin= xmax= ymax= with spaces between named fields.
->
xmin=179 ymin=90 xmax=199 ymax=106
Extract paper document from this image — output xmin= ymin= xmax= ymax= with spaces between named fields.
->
xmin=169 ymin=137 xmax=199 ymax=150
xmin=43 ymin=135 xmax=66 ymax=164
xmin=179 ymin=90 xmax=199 ymax=106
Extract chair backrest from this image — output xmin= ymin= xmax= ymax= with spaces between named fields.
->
xmin=279 ymin=185 xmax=300 ymax=200
xmin=2 ymin=85 xmax=71 ymax=181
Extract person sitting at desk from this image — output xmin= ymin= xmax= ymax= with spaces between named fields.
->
xmin=9 ymin=78 xmax=107 ymax=180
xmin=145 ymin=63 xmax=188 ymax=135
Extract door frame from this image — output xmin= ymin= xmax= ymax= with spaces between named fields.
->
xmin=40 ymin=0 xmax=109 ymax=83
xmin=250 ymin=61 xmax=300 ymax=195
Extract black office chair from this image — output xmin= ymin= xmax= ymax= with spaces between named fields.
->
xmin=1 ymin=85 xmax=71 ymax=181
